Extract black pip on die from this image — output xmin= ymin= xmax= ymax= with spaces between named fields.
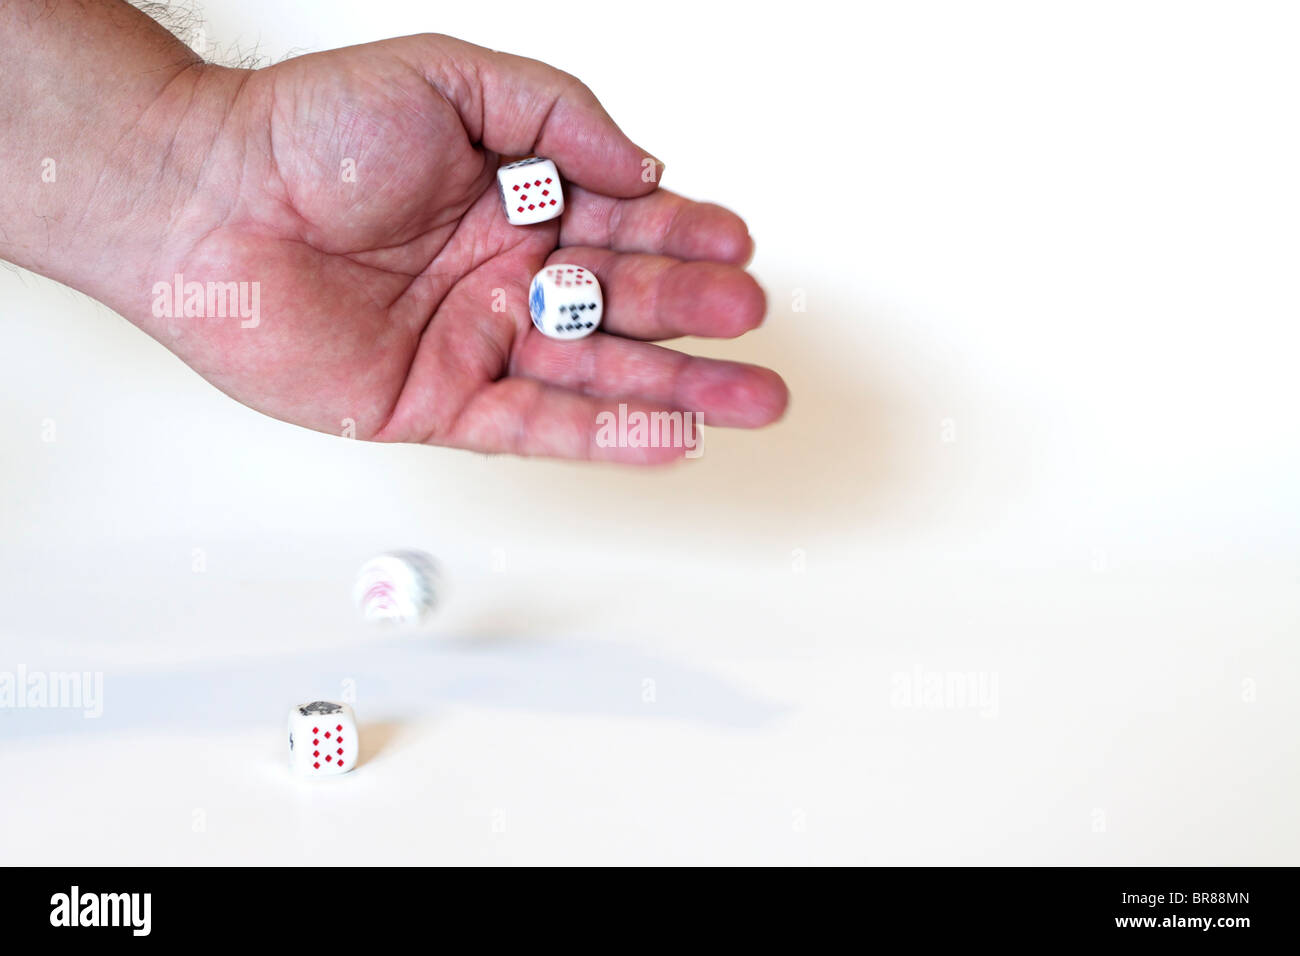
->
xmin=529 ymin=265 xmax=603 ymax=340
xmin=288 ymin=701 xmax=357 ymax=776
xmin=496 ymin=157 xmax=564 ymax=225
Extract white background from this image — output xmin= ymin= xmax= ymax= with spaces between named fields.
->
xmin=1 ymin=0 xmax=1297 ymax=864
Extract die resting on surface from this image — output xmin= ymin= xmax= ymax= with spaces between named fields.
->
xmin=529 ymin=264 xmax=604 ymax=340
xmin=288 ymin=701 xmax=357 ymax=776
xmin=496 ymin=157 xmax=564 ymax=225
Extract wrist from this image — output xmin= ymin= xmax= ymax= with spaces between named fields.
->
xmin=90 ymin=65 xmax=255 ymax=323
xmin=42 ymin=65 xmax=254 ymax=323
xmin=0 ymin=1 xmax=252 ymax=323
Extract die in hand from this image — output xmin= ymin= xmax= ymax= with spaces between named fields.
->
xmin=529 ymin=264 xmax=603 ymax=340
xmin=496 ymin=157 xmax=564 ymax=225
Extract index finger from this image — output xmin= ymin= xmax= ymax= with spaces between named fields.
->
xmin=409 ymin=34 xmax=664 ymax=198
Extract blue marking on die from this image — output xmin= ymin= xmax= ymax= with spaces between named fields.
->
xmin=529 ymin=279 xmax=546 ymax=329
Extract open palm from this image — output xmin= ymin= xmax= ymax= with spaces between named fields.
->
xmin=143 ymin=35 xmax=786 ymax=462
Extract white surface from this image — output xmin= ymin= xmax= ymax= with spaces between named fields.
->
xmin=1 ymin=0 xmax=1298 ymax=865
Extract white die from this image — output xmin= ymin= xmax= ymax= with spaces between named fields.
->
xmin=288 ymin=701 xmax=357 ymax=776
xmin=496 ymin=157 xmax=564 ymax=225
xmin=529 ymin=264 xmax=603 ymax=340
xmin=353 ymin=550 xmax=439 ymax=625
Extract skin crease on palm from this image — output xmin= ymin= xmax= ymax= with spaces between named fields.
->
xmin=0 ymin=6 xmax=788 ymax=463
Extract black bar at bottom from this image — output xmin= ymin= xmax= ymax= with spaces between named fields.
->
xmin=1 ymin=866 xmax=1287 ymax=942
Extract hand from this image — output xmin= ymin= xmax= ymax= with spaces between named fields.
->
xmin=122 ymin=34 xmax=787 ymax=461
